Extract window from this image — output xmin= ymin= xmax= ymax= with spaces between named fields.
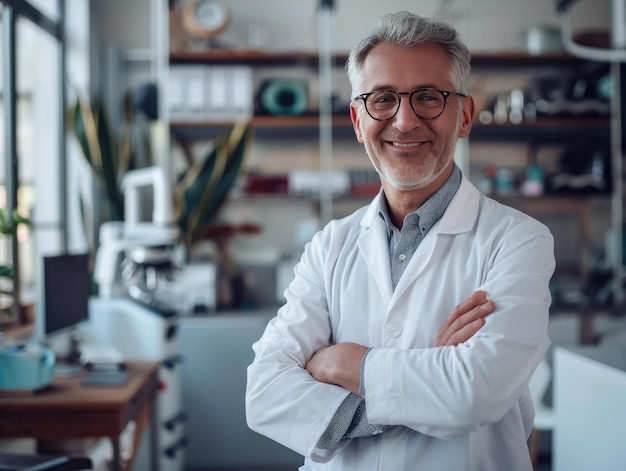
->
xmin=0 ymin=0 xmax=65 ymax=329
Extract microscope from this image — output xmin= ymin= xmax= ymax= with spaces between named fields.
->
xmin=94 ymin=166 xmax=180 ymax=307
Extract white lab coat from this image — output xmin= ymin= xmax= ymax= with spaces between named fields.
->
xmin=246 ymin=176 xmax=555 ymax=471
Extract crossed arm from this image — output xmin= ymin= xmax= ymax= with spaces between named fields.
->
xmin=305 ymin=290 xmax=495 ymax=396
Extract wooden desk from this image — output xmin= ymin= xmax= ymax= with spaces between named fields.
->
xmin=0 ymin=361 xmax=159 ymax=471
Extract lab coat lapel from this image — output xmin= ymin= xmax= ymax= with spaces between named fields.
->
xmin=356 ymin=179 xmax=479 ymax=306
xmin=357 ymin=198 xmax=394 ymax=303
xmin=391 ymin=177 xmax=480 ymax=303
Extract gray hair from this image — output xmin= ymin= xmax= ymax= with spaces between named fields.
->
xmin=346 ymin=11 xmax=471 ymax=96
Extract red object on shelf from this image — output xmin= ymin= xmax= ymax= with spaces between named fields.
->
xmin=242 ymin=175 xmax=289 ymax=195
xmin=351 ymin=182 xmax=381 ymax=197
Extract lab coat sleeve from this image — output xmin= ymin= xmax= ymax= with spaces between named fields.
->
xmin=364 ymin=218 xmax=555 ymax=440
xmin=245 ymin=226 xmax=352 ymax=462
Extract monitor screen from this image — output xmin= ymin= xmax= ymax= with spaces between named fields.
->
xmin=43 ymin=252 xmax=91 ymax=336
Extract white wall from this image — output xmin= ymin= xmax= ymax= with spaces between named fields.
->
xmin=216 ymin=0 xmax=609 ymax=53
xmin=92 ymin=0 xmax=152 ymax=51
xmin=96 ymin=0 xmax=610 ymax=54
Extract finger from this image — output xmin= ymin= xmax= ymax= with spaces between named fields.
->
xmin=441 ymin=290 xmax=488 ymax=331
xmin=436 ymin=299 xmax=494 ymax=346
xmin=448 ymin=299 xmax=495 ymax=333
xmin=445 ymin=318 xmax=486 ymax=347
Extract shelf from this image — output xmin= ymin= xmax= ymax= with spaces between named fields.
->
xmin=170 ymin=115 xmax=355 ymax=140
xmin=470 ymin=51 xmax=592 ymax=67
xmin=171 ymin=115 xmax=609 ymax=142
xmin=234 ymin=194 xmax=605 ymax=211
xmin=169 ymin=49 xmax=607 ymax=142
xmin=169 ymin=48 xmax=590 ymax=67
xmin=171 ymin=115 xmax=352 ymax=128
xmin=471 ymin=118 xmax=610 ymax=141
xmin=229 ymin=193 xmax=375 ymax=204
xmin=170 ymin=49 xmax=348 ymax=66
xmin=493 ymin=193 xmax=609 ymax=213
xmin=171 ymin=115 xmax=608 ymax=131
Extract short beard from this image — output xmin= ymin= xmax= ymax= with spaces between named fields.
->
xmin=366 ymin=143 xmax=457 ymax=191
xmin=367 ymin=116 xmax=462 ymax=191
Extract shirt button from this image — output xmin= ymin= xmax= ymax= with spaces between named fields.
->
xmin=384 ymin=323 xmax=403 ymax=338
xmin=398 ymin=253 xmax=406 ymax=261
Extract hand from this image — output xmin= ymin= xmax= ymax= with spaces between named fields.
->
xmin=305 ymin=291 xmax=494 ymax=394
xmin=305 ymin=342 xmax=368 ymax=397
xmin=434 ymin=290 xmax=495 ymax=347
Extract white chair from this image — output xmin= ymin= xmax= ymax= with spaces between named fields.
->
xmin=528 ymin=359 xmax=555 ymax=470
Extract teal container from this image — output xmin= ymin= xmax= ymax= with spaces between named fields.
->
xmin=0 ymin=346 xmax=55 ymax=391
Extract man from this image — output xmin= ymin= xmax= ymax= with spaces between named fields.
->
xmin=246 ymin=11 xmax=555 ymax=471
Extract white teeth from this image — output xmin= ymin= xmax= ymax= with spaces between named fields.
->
xmin=392 ymin=141 xmax=422 ymax=147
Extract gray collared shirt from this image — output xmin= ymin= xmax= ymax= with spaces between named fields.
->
xmin=378 ymin=164 xmax=462 ymax=289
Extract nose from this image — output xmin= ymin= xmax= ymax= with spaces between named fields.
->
xmin=392 ymin=97 xmax=423 ymax=132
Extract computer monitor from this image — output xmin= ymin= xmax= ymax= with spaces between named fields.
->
xmin=43 ymin=252 xmax=91 ymax=364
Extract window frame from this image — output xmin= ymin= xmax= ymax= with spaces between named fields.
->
xmin=1 ymin=0 xmax=66 ymax=322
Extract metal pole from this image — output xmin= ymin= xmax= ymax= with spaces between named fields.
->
xmin=59 ymin=0 xmax=68 ymax=252
xmin=318 ymin=0 xmax=334 ymax=225
xmin=610 ymin=0 xmax=625 ymax=304
xmin=2 ymin=5 xmax=20 ymax=321
xmin=610 ymin=61 xmax=623 ymax=305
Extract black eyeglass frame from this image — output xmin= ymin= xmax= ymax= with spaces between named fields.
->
xmin=354 ymin=88 xmax=467 ymax=121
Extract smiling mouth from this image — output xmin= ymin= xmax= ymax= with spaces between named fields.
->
xmin=391 ymin=141 xmax=424 ymax=148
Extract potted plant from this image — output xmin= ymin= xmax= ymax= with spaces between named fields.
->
xmin=0 ymin=207 xmax=30 ymax=330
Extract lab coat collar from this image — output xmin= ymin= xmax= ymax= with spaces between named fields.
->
xmin=360 ymin=175 xmax=480 ymax=235
xmin=437 ymin=175 xmax=480 ymax=234
xmin=357 ymin=175 xmax=480 ymax=302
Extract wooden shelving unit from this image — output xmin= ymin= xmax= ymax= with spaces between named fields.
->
xmin=166 ymin=47 xmax=619 ymax=312
xmin=169 ymin=48 xmax=590 ymax=67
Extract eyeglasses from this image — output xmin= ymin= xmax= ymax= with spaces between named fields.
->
xmin=354 ymin=88 xmax=467 ymax=121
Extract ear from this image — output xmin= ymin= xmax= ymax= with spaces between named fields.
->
xmin=457 ymin=95 xmax=475 ymax=138
xmin=350 ymin=102 xmax=364 ymax=143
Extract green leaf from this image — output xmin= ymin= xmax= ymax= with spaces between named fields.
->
xmin=11 ymin=209 xmax=30 ymax=226
xmin=176 ymin=122 xmax=250 ymax=249
xmin=197 ymin=124 xmax=249 ymax=228
xmin=0 ymin=209 xmax=29 ymax=235
xmin=0 ymin=306 xmax=13 ymax=316
xmin=94 ymin=103 xmax=124 ymax=221
xmin=68 ymin=100 xmax=99 ymax=174
xmin=69 ymin=98 xmax=125 ymax=223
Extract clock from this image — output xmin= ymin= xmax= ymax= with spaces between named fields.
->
xmin=182 ymin=0 xmax=231 ymax=41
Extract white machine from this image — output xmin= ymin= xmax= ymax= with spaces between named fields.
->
xmin=94 ymin=166 xmax=180 ymax=303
